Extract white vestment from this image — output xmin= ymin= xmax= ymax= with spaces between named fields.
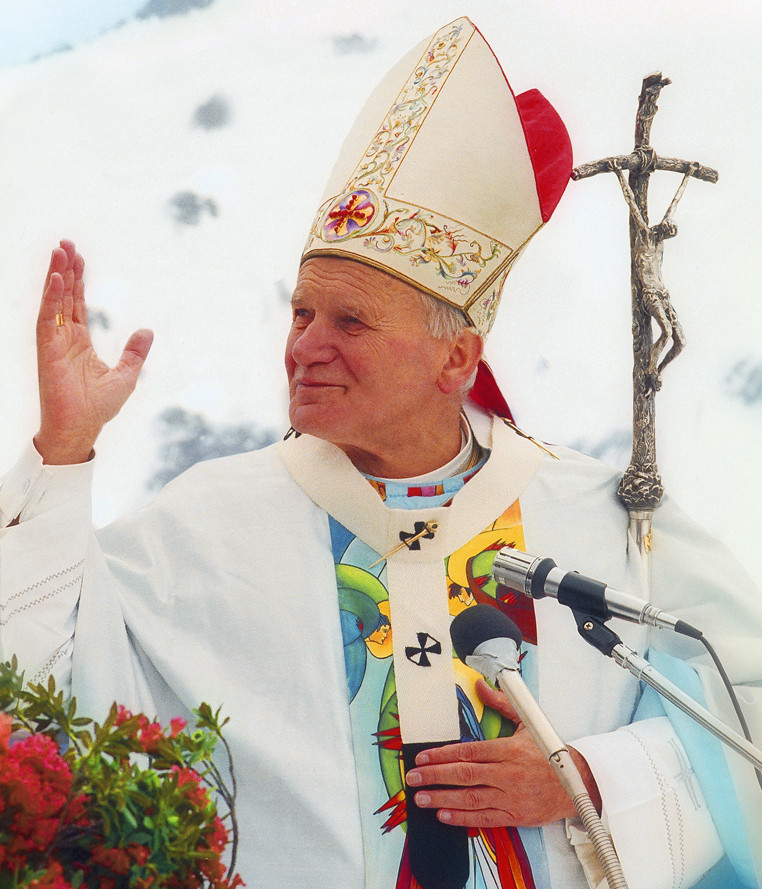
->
xmin=1 ymin=410 xmax=760 ymax=889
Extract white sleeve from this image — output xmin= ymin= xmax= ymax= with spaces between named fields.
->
xmin=0 ymin=442 xmax=93 ymax=694
xmin=572 ymin=717 xmax=727 ymax=889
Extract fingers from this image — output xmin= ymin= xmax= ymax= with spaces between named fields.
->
xmin=432 ymin=807 xmax=515 ymax=828
xmin=116 ymin=329 xmax=154 ymax=382
xmin=414 ymin=737 xmax=511 ymax=771
xmin=407 ymin=754 xmax=518 ymax=827
xmin=412 ymin=789 xmax=513 ymax=828
xmin=72 ymin=251 xmax=86 ymax=325
xmin=408 ymin=743 xmax=513 ymax=793
xmin=475 ymin=678 xmax=521 ymax=723
xmin=39 ymin=252 xmax=66 ymax=325
xmin=415 ymin=793 xmax=520 ymax=827
xmin=41 ymin=245 xmax=67 ymax=297
xmin=59 ymin=241 xmax=83 ymax=322
xmin=39 ymin=240 xmax=85 ymax=327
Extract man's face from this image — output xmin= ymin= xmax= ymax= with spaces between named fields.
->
xmin=285 ymin=257 xmax=452 ymax=470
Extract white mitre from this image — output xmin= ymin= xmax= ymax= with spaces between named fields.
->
xmin=302 ymin=17 xmax=573 ymax=338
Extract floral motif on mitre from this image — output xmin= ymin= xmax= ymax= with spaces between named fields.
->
xmin=463 ymin=253 xmax=524 ymax=334
xmin=360 ymin=206 xmax=504 ymax=293
xmin=466 ymin=280 xmax=506 ymax=336
xmin=348 ymin=20 xmax=470 ymax=195
xmin=307 ymin=196 xmax=513 ymax=329
xmin=321 ymin=190 xmax=379 ymax=242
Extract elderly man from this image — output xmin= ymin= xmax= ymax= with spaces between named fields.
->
xmin=2 ymin=16 xmax=761 ymax=889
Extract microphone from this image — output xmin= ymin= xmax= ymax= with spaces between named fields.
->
xmin=492 ymin=549 xmax=701 ymax=638
xmin=450 ymin=605 xmax=631 ymax=889
xmin=450 ymin=604 xmax=523 ymax=681
xmin=450 ymin=605 xmax=571 ymax=755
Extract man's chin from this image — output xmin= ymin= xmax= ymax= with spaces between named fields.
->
xmin=288 ymin=405 xmax=341 ymax=442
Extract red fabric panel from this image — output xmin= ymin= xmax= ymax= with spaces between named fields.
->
xmin=468 ymin=359 xmax=514 ymax=423
xmin=515 ymin=89 xmax=573 ymax=223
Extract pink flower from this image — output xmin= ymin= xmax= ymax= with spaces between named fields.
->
xmin=92 ymin=844 xmax=132 ymax=875
xmin=127 ymin=842 xmax=151 ymax=865
xmin=0 ymin=712 xmax=11 ymax=753
xmin=170 ymin=717 xmax=187 ymax=738
xmin=172 ymin=766 xmax=211 ymax=810
xmin=24 ymin=859 xmax=75 ymax=889
xmin=0 ymin=733 xmax=76 ymax=862
xmin=114 ymin=705 xmax=132 ymax=725
xmin=138 ymin=721 xmax=164 ymax=755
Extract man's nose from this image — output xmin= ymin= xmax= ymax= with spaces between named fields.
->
xmin=289 ymin=316 xmax=337 ymax=365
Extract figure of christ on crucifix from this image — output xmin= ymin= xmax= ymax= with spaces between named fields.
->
xmin=608 ymin=157 xmax=699 ymax=392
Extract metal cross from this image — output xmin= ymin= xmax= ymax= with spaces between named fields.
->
xmin=572 ymin=73 xmax=717 ymax=555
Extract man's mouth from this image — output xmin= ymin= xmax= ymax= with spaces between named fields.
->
xmin=293 ymin=378 xmax=345 ymax=389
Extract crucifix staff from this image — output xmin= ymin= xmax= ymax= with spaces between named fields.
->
xmin=571 ymin=73 xmax=717 ymax=557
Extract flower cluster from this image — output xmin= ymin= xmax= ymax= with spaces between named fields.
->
xmin=0 ymin=658 xmax=243 ymax=889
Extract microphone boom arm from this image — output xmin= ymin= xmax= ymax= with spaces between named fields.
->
xmin=567 ymin=612 xmax=762 ymax=773
xmin=609 ymin=642 xmax=762 ymax=773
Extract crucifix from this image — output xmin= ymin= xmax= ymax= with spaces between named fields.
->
xmin=571 ymin=73 xmax=717 ymax=556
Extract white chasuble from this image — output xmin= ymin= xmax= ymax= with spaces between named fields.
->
xmin=277 ymin=417 xmax=548 ymax=889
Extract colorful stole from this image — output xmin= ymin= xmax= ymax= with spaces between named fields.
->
xmin=329 ymin=475 xmax=549 ymax=889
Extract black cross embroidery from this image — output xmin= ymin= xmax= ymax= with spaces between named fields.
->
xmin=367 ymin=520 xmax=439 ymax=569
xmin=405 ymin=632 xmax=442 ymax=667
xmin=399 ymin=521 xmax=436 ymax=551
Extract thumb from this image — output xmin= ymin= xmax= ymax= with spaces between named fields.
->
xmin=475 ymin=677 xmax=523 ymax=726
xmin=116 ymin=328 xmax=154 ymax=380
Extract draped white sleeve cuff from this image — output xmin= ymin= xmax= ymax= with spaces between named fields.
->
xmin=573 ymin=716 xmax=724 ymax=889
xmin=0 ymin=441 xmax=94 ymax=692
xmin=0 ymin=440 xmax=94 ymax=526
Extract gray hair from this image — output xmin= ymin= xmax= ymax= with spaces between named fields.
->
xmin=416 ymin=291 xmax=471 ymax=339
xmin=415 ymin=292 xmax=482 ymax=396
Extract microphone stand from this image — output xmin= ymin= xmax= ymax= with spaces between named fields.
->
xmin=572 ymin=612 xmax=762 ymax=773
xmin=467 ymin=641 xmax=630 ymax=889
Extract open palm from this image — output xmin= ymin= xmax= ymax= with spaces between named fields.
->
xmin=34 ymin=240 xmax=153 ymax=464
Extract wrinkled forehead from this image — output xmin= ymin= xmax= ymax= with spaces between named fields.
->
xmin=293 ymin=256 xmax=427 ymax=315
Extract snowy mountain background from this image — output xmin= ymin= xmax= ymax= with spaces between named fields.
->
xmin=0 ymin=0 xmax=759 ymax=583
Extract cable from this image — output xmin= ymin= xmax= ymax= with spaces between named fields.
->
xmin=693 ymin=631 xmax=762 ymax=791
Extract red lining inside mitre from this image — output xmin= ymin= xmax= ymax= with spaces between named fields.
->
xmin=470 ymin=21 xmax=572 ymax=224
xmin=515 ymin=88 xmax=573 ymax=223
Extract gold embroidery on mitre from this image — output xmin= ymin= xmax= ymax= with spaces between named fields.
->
xmin=310 ymin=196 xmax=509 ymax=305
xmin=347 ymin=19 xmax=472 ymax=195
xmin=303 ymin=17 xmax=547 ymax=336
xmin=305 ymin=19 xmax=514 ymax=315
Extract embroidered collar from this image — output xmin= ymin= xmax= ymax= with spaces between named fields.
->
xmin=276 ymin=413 xmax=546 ymax=562
xmin=365 ymin=456 xmax=488 ymax=507
xmin=363 ymin=412 xmax=487 ymax=506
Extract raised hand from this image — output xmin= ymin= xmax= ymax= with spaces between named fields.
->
xmin=405 ymin=679 xmax=601 ymax=828
xmin=33 ymin=240 xmax=153 ymax=464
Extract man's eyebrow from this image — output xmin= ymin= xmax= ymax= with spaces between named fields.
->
xmin=336 ymin=298 xmax=374 ymax=318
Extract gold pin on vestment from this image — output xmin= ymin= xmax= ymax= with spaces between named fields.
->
xmin=368 ymin=520 xmax=439 ymax=568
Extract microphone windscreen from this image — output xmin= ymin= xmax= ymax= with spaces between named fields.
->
xmin=450 ymin=605 xmax=522 ymax=661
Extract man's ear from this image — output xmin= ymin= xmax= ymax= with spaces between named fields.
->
xmin=437 ymin=328 xmax=484 ymax=395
